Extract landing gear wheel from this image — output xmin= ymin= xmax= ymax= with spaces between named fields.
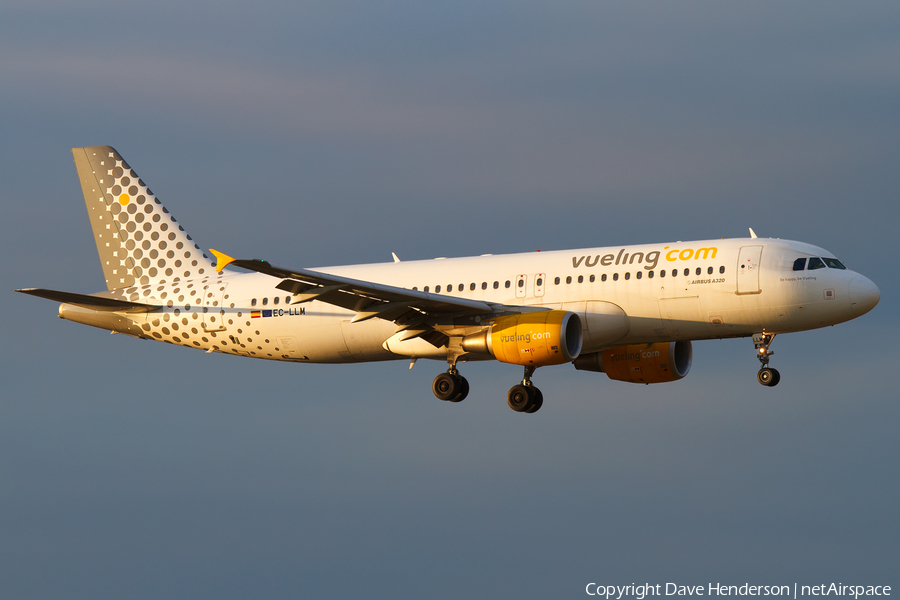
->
xmin=433 ymin=372 xmax=461 ymax=401
xmin=507 ymin=384 xmax=532 ymax=412
xmin=433 ymin=372 xmax=468 ymax=402
xmin=525 ymin=387 xmax=543 ymax=413
xmin=449 ymin=376 xmax=469 ymax=402
xmin=758 ymin=367 xmax=779 ymax=387
xmin=507 ymin=384 xmax=542 ymax=413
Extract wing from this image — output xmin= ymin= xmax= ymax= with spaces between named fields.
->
xmin=210 ymin=249 xmax=542 ymax=346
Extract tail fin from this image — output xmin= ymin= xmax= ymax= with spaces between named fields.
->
xmin=72 ymin=146 xmax=216 ymax=290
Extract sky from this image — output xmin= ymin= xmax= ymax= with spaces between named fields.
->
xmin=1 ymin=2 xmax=898 ymax=598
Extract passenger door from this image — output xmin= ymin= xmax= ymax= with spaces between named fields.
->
xmin=737 ymin=246 xmax=763 ymax=295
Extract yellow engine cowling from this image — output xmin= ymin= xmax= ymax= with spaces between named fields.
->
xmin=573 ymin=341 xmax=692 ymax=384
xmin=465 ymin=310 xmax=582 ymax=366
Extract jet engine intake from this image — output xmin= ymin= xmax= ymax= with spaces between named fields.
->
xmin=573 ymin=341 xmax=692 ymax=384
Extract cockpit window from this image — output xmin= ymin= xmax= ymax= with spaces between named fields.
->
xmin=792 ymin=258 xmax=807 ymax=271
xmin=822 ymin=257 xmax=846 ymax=270
xmin=807 ymin=257 xmax=826 ymax=270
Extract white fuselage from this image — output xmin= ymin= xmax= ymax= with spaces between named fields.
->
xmin=61 ymin=237 xmax=879 ymax=365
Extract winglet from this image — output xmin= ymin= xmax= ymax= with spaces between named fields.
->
xmin=749 ymin=228 xmax=758 ymax=239
xmin=209 ymin=249 xmax=237 ymax=273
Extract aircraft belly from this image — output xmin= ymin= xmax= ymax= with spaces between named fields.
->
xmin=657 ymin=297 xmax=708 ymax=340
xmin=210 ymin=300 xmax=354 ymax=363
xmin=265 ymin=309 xmax=355 ymax=363
xmin=340 ymin=319 xmax=396 ymax=361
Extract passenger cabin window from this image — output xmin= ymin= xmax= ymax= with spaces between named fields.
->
xmin=262 ymin=298 xmax=268 ymax=305
xmin=577 ymin=275 xmax=583 ymax=283
xmin=660 ymin=270 xmax=666 ymax=278
xmin=505 ymin=280 xmax=511 ymax=288
xmin=683 ymin=268 xmax=689 ymax=276
xmin=251 ymin=298 xmax=257 ymax=306
xmin=435 ymin=285 xmax=441 ymax=293
xmin=808 ymin=257 xmax=826 ymax=270
xmin=695 ymin=267 xmax=701 ymax=276
xmin=624 ymin=272 xmax=630 ymax=280
xmin=554 ymin=277 xmax=560 ymax=285
xmin=648 ymin=271 xmax=654 ymax=279
xmin=719 ymin=266 xmax=725 ymax=274
xmin=458 ymin=284 xmax=464 ymax=292
xmin=424 ymin=286 xmax=430 ymax=293
xmin=536 ymin=277 xmax=543 ymax=286
xmin=566 ymin=276 xmax=572 ymax=284
xmin=613 ymin=273 xmax=619 ymax=281
xmin=493 ymin=281 xmax=499 ymax=289
xmin=482 ymin=282 xmax=487 ymax=290
xmin=793 ymin=258 xmax=807 ymax=271
xmin=517 ymin=279 xmax=524 ymax=288
xmin=274 ymin=297 xmax=279 ymax=305
xmin=636 ymin=271 xmax=642 ymax=279
xmin=469 ymin=283 xmax=476 ymax=291
xmin=823 ymin=258 xmax=846 ymax=270
xmin=590 ymin=275 xmax=595 ymax=282
xmin=601 ymin=274 xmax=607 ymax=282
xmin=707 ymin=267 xmax=713 ymax=275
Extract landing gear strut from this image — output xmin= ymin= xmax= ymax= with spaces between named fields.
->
xmin=507 ymin=366 xmax=543 ymax=413
xmin=432 ymin=367 xmax=469 ymax=402
xmin=753 ymin=333 xmax=781 ymax=387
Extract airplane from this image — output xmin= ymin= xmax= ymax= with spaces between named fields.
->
xmin=17 ymin=146 xmax=881 ymax=414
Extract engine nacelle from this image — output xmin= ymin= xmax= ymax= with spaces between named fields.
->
xmin=573 ymin=341 xmax=692 ymax=384
xmin=464 ymin=310 xmax=582 ymax=366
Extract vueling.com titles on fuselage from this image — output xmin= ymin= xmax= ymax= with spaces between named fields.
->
xmin=572 ymin=246 xmax=718 ymax=270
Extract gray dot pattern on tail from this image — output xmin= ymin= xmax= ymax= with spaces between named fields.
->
xmin=81 ymin=146 xmax=214 ymax=289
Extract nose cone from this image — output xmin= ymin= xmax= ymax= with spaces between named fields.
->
xmin=849 ymin=275 xmax=880 ymax=317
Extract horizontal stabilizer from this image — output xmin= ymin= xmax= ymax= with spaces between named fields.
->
xmin=16 ymin=288 xmax=161 ymax=313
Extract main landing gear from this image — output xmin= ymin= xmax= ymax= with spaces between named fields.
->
xmin=753 ymin=333 xmax=781 ymax=387
xmin=432 ymin=367 xmax=469 ymax=402
xmin=507 ymin=366 xmax=543 ymax=413
xmin=430 ymin=365 xmax=544 ymax=413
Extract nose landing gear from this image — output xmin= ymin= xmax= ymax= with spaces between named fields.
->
xmin=507 ymin=366 xmax=543 ymax=413
xmin=754 ymin=333 xmax=781 ymax=387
